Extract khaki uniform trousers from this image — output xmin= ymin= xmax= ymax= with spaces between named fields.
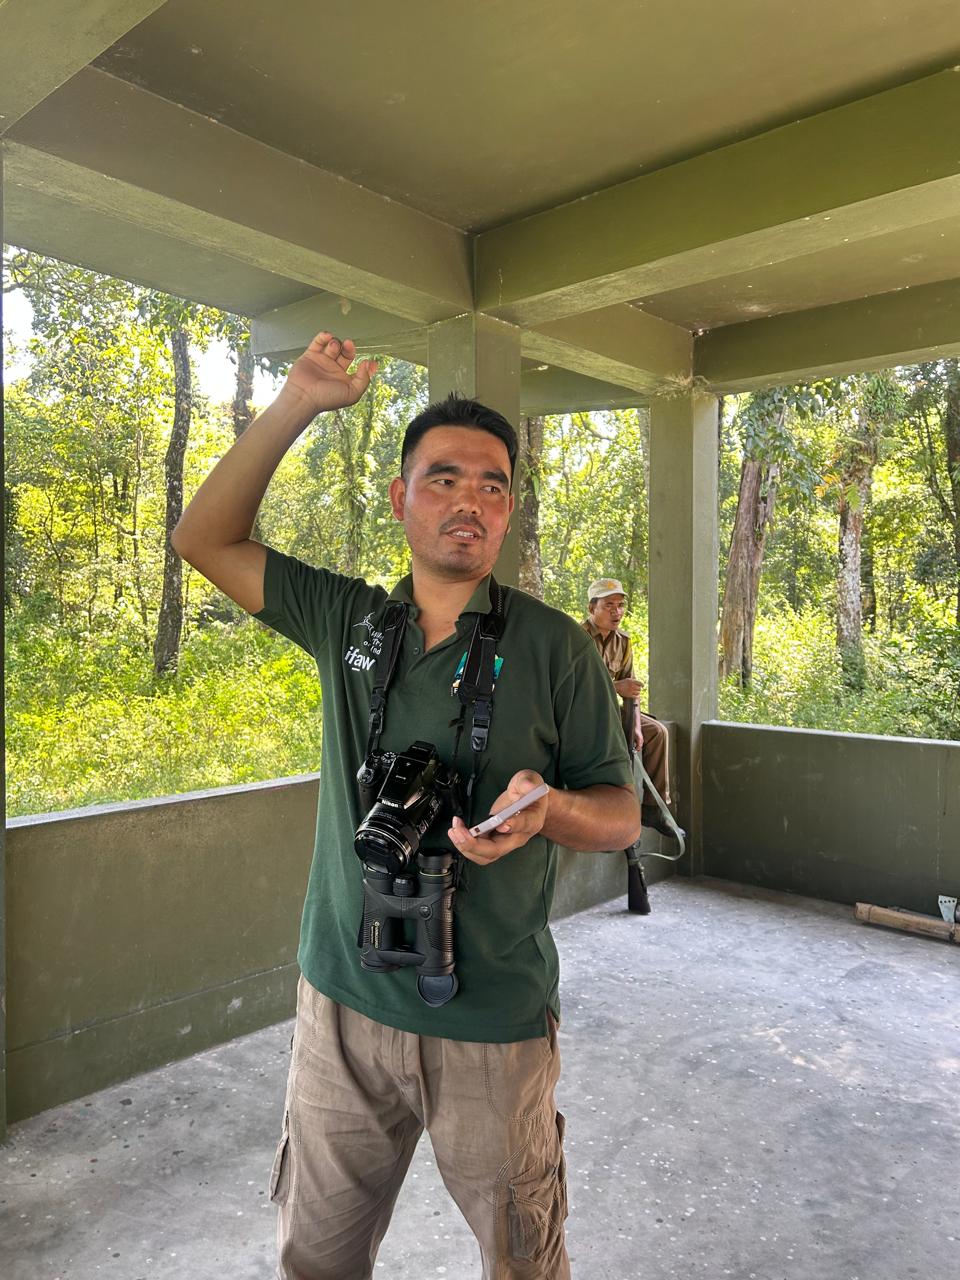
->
xmin=638 ymin=711 xmax=670 ymax=808
xmin=271 ymin=975 xmax=570 ymax=1280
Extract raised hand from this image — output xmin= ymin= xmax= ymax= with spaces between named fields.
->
xmin=282 ymin=332 xmax=378 ymax=416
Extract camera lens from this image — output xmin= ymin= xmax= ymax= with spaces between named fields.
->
xmin=355 ymin=809 xmax=416 ymax=875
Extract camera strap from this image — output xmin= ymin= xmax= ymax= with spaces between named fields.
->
xmin=364 ymin=600 xmax=408 ymax=763
xmin=453 ymin=578 xmax=505 ymax=800
xmin=363 ymin=581 xmax=506 ymax=799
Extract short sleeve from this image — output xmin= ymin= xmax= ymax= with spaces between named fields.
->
xmin=253 ymin=545 xmax=365 ymax=658
xmin=552 ymin=635 xmax=634 ymax=792
xmin=618 ymin=636 xmax=635 ymax=682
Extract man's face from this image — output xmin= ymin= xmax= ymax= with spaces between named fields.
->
xmin=389 ymin=425 xmax=514 ymax=582
xmin=589 ymin=593 xmax=626 ymax=635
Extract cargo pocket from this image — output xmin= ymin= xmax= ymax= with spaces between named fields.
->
xmin=269 ymin=1111 xmax=292 ymax=1206
xmin=507 ymin=1111 xmax=568 ymax=1265
xmin=555 ymin=1111 xmax=569 ymax=1221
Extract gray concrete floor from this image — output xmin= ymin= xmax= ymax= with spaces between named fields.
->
xmin=3 ymin=876 xmax=959 ymax=1280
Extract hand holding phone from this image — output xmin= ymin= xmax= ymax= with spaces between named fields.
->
xmin=468 ymin=783 xmax=550 ymax=838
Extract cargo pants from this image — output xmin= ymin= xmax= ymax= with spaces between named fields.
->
xmin=271 ymin=975 xmax=570 ymax=1279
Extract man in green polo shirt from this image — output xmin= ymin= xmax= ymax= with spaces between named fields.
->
xmin=172 ymin=331 xmax=640 ymax=1279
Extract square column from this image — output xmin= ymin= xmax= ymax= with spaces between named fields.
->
xmin=1 ymin=147 xmax=7 ymax=1140
xmin=427 ymin=314 xmax=522 ymax=585
xmin=0 ymin=142 xmax=6 ymax=1141
xmin=648 ymin=392 xmax=719 ymax=873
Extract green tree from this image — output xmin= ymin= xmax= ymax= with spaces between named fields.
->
xmin=537 ymin=408 xmax=649 ymax=618
xmin=5 ymin=250 xmax=173 ymax=638
xmin=137 ymin=292 xmax=232 ymax=674
xmin=517 ymin=415 xmax=545 ymax=598
xmin=905 ymin=359 xmax=960 ymax=627
xmin=4 ymin=248 xmax=230 ymax=664
xmin=718 ymin=387 xmax=825 ymax=686
xmin=818 ymin=371 xmax=904 ymax=689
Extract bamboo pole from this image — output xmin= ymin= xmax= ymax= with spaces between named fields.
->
xmin=855 ymin=902 xmax=960 ymax=944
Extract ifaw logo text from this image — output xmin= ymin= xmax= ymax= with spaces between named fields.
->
xmin=344 ymin=611 xmax=386 ymax=673
xmin=344 ymin=645 xmax=375 ymax=672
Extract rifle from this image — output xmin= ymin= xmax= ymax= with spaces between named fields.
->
xmin=622 ymin=697 xmax=651 ymax=915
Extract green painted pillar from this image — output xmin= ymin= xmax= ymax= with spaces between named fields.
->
xmin=648 ymin=392 xmax=719 ymax=874
xmin=427 ymin=314 xmax=522 ymax=586
xmin=1 ymin=146 xmax=7 ymax=1141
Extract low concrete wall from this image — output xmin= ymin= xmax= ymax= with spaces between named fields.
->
xmin=5 ymin=777 xmax=319 ymax=1123
xmin=702 ymin=722 xmax=960 ymax=913
xmin=5 ymin=759 xmax=674 ymax=1123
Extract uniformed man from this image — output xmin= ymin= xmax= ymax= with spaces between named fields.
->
xmin=581 ymin=577 xmax=683 ymax=841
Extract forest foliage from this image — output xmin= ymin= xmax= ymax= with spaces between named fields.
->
xmin=4 ymin=250 xmax=958 ymax=817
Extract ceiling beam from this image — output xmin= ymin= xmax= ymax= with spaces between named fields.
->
xmin=524 ymin=304 xmax=691 ymax=396
xmin=475 ymin=69 xmax=960 ymax=325
xmin=252 ymin=293 xmax=692 ymax=399
xmin=249 ymin=293 xmax=648 ymax=413
xmin=251 ymin=293 xmax=424 ymax=362
xmin=519 ymin=366 xmax=646 ymax=416
xmin=695 ymin=278 xmax=960 ymax=393
xmin=0 ymin=1 xmax=166 ymax=133
xmin=6 ymin=67 xmax=473 ymax=324
xmin=3 ymin=178 xmax=323 ymax=317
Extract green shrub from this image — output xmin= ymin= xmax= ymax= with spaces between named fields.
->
xmin=719 ymin=607 xmax=959 ymax=740
xmin=6 ymin=612 xmax=322 ymax=817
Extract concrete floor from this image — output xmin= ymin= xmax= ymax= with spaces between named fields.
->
xmin=2 ymin=876 xmax=958 ymax=1280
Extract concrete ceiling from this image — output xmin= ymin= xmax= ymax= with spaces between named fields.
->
xmin=90 ymin=0 xmax=960 ymax=232
xmin=3 ymin=183 xmax=321 ymax=318
xmin=3 ymin=0 xmax=959 ymax=403
xmin=637 ymin=216 xmax=960 ymax=331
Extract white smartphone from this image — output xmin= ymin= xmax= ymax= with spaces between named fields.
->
xmin=468 ymin=783 xmax=550 ymax=838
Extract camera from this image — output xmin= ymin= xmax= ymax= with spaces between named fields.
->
xmin=355 ymin=741 xmax=460 ymax=875
xmin=354 ymin=741 xmax=463 ymax=1006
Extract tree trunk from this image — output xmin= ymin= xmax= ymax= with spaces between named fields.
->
xmin=517 ymin=415 xmax=544 ymax=598
xmin=719 ymin=455 xmax=780 ymax=686
xmin=621 ymin=409 xmax=648 ymax=606
xmin=231 ymin=337 xmax=262 ymax=543
xmin=944 ymin=358 xmax=960 ymax=628
xmin=154 ymin=325 xmax=191 ymax=675
xmin=861 ymin=520 xmax=877 ymax=634
xmin=112 ymin=469 xmax=129 ymax=604
xmin=836 ymin=456 xmax=873 ymax=690
xmin=331 ymin=396 xmax=378 ymax=577
xmin=130 ymin=428 xmax=151 ymax=644
xmin=623 ymin=498 xmax=646 ymax=608
xmin=231 ymin=338 xmax=255 ymax=440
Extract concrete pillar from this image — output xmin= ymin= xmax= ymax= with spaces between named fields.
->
xmin=1 ymin=146 xmax=7 ymax=1141
xmin=648 ymin=391 xmax=719 ymax=874
xmin=427 ymin=314 xmax=522 ymax=585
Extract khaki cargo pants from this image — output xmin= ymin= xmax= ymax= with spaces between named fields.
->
xmin=270 ymin=975 xmax=570 ymax=1279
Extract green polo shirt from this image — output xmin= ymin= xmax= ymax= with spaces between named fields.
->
xmin=255 ymin=545 xmax=632 ymax=1042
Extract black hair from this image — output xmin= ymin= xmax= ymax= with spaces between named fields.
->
xmin=401 ymin=393 xmax=518 ymax=486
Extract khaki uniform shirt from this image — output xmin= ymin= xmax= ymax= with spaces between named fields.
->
xmin=581 ymin=617 xmax=634 ymax=683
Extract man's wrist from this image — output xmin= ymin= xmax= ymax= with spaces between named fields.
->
xmin=275 ymin=380 xmax=320 ymax=420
